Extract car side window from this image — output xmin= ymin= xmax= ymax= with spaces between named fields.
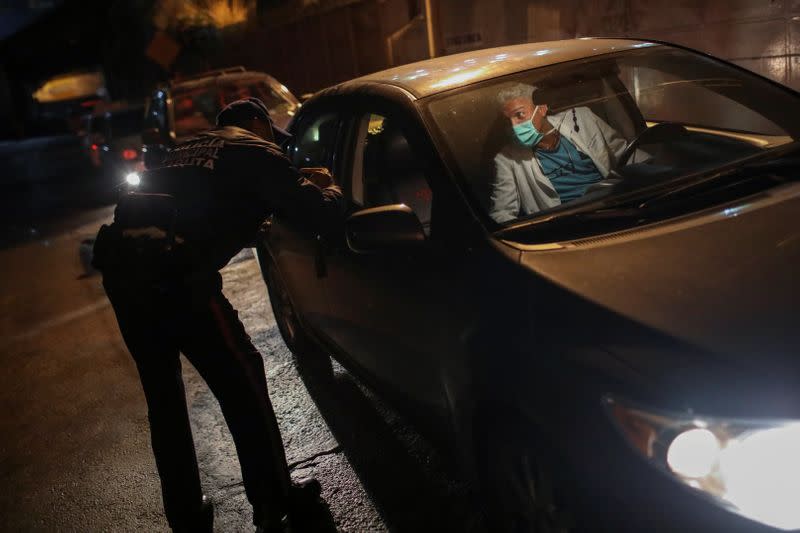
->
xmin=289 ymin=112 xmax=341 ymax=169
xmin=352 ymin=113 xmax=433 ymax=234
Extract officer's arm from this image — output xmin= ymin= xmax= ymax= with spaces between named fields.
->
xmin=262 ymin=152 xmax=344 ymax=233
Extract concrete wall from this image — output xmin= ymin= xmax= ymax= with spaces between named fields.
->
xmin=435 ymin=0 xmax=800 ymax=90
xmin=222 ymin=0 xmax=420 ymax=94
xmin=387 ymin=15 xmax=430 ymax=67
xmin=228 ymin=0 xmax=800 ymax=95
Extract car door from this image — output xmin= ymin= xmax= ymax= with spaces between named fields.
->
xmin=320 ymin=106 xmax=459 ymax=414
xmin=265 ymin=107 xmax=344 ymax=331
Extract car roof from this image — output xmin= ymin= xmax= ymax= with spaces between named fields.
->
xmin=170 ymin=71 xmax=277 ymax=92
xmin=336 ymin=38 xmax=659 ymax=100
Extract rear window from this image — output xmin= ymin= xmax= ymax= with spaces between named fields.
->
xmin=172 ymin=78 xmax=296 ymax=138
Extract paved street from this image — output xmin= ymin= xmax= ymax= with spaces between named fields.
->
xmin=0 ymin=205 xmax=479 ymax=532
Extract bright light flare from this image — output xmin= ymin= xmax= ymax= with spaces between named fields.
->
xmin=125 ymin=172 xmax=141 ymax=187
xmin=667 ymin=428 xmax=720 ymax=478
xmin=720 ymin=424 xmax=800 ymax=530
xmin=608 ymin=398 xmax=800 ymax=531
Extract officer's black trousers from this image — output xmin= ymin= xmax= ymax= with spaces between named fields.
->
xmin=103 ymin=273 xmax=290 ymax=530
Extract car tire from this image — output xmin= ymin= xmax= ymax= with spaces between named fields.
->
xmin=475 ymin=411 xmax=574 ymax=533
xmin=258 ymin=247 xmax=333 ymax=378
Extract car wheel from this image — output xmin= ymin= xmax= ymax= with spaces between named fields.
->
xmin=476 ymin=413 xmax=573 ymax=533
xmin=259 ymin=248 xmax=333 ymax=377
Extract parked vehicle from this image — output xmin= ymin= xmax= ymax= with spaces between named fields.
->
xmin=31 ymin=70 xmax=108 ymax=137
xmin=142 ymin=66 xmax=300 ymax=167
xmin=86 ymin=101 xmax=145 ymax=190
xmin=256 ymin=38 xmax=800 ymax=532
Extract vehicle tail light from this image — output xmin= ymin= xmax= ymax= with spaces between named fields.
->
xmin=91 ymin=144 xmax=98 ymax=151
xmin=122 ymin=149 xmax=138 ymax=160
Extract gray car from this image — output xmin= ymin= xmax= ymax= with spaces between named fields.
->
xmin=257 ymin=38 xmax=800 ymax=532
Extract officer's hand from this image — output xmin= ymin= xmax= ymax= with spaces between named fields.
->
xmin=300 ymin=167 xmax=334 ymax=189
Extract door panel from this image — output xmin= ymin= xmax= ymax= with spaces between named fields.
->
xmin=321 ymin=112 xmax=449 ymax=411
xmin=267 ymin=109 xmax=342 ymax=330
xmin=267 ymin=220 xmax=328 ymax=329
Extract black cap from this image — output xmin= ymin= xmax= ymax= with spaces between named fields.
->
xmin=216 ymin=97 xmax=292 ymax=143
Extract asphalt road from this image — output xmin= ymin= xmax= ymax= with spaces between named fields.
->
xmin=0 ymin=204 xmax=481 ymax=532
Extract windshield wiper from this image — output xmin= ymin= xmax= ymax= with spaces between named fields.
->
xmin=575 ymin=172 xmax=787 ymax=225
xmin=639 ymin=162 xmax=796 ymax=211
xmin=567 ymin=157 xmax=797 ymax=227
xmin=633 ymin=142 xmax=800 ymax=210
xmin=500 ymin=170 xmax=785 ymax=243
xmin=495 ymin=142 xmax=800 ymax=240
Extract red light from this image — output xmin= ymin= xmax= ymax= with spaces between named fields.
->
xmin=91 ymin=144 xmax=98 ymax=151
xmin=122 ymin=149 xmax=138 ymax=160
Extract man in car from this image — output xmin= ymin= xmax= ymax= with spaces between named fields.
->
xmin=489 ymin=82 xmax=646 ymax=223
xmin=92 ymin=97 xmax=342 ymax=533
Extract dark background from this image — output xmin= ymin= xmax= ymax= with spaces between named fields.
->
xmin=2 ymin=0 xmax=796 ymax=139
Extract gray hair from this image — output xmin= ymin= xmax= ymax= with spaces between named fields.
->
xmin=496 ymin=83 xmax=538 ymax=109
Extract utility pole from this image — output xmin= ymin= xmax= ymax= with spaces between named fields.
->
xmin=424 ymin=0 xmax=441 ymax=58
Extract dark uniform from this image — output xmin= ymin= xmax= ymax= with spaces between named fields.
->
xmin=93 ymin=121 xmax=342 ymax=531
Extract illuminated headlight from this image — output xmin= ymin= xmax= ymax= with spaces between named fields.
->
xmin=125 ymin=172 xmax=141 ymax=187
xmin=605 ymin=397 xmax=800 ymax=530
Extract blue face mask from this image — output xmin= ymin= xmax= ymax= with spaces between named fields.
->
xmin=512 ymin=105 xmax=553 ymax=147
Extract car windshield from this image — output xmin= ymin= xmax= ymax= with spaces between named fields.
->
xmin=172 ymin=78 xmax=295 ymax=138
xmin=424 ymin=45 xmax=800 ymax=227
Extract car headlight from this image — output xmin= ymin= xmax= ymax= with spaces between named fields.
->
xmin=125 ymin=172 xmax=141 ymax=187
xmin=605 ymin=396 xmax=800 ymax=531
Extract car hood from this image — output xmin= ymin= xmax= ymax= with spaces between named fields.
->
xmin=514 ymin=183 xmax=800 ymax=413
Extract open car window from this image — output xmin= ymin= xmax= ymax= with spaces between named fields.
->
xmin=424 ymin=45 xmax=800 ymax=227
xmin=350 ymin=113 xmax=433 ymax=234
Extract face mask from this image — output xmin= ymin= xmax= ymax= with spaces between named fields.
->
xmin=512 ymin=105 xmax=553 ymax=147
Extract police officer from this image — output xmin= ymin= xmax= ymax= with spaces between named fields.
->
xmin=93 ymin=98 xmax=343 ymax=532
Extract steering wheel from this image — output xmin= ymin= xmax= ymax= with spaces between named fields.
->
xmin=614 ymin=122 xmax=689 ymax=170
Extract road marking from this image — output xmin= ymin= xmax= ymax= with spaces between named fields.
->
xmin=4 ymin=299 xmax=111 ymax=346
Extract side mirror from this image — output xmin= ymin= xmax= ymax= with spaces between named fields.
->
xmin=345 ymin=204 xmax=425 ymax=254
xmin=142 ymin=127 xmax=163 ymax=146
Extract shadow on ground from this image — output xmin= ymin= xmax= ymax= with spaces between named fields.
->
xmin=0 ymin=171 xmax=118 ymax=249
xmin=294 ymin=355 xmax=485 ymax=532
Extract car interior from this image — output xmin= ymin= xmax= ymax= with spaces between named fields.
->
xmin=360 ymin=115 xmax=433 ymax=234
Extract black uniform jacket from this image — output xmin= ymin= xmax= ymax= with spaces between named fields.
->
xmin=96 ymin=126 xmax=343 ymax=279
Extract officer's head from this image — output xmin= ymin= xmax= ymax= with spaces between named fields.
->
xmin=216 ymin=97 xmax=291 ymax=145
